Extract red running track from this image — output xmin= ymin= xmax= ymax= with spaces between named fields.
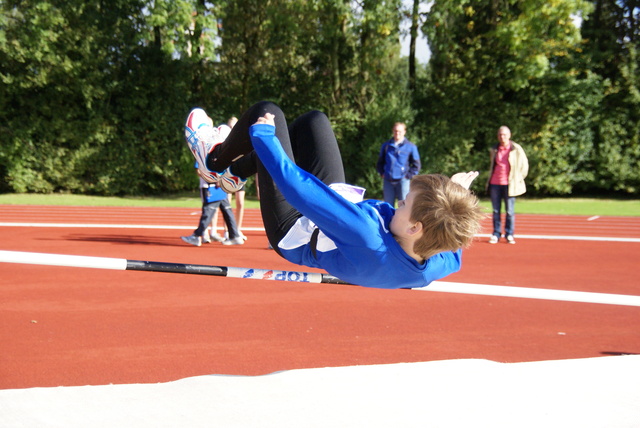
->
xmin=0 ymin=205 xmax=639 ymax=389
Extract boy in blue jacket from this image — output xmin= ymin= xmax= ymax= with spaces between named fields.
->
xmin=180 ymin=175 xmax=244 ymax=247
xmin=184 ymin=101 xmax=483 ymax=289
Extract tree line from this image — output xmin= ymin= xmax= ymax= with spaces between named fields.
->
xmin=1 ymin=0 xmax=638 ymax=198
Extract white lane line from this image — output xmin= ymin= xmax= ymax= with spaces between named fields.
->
xmin=0 ymin=223 xmax=266 ymax=231
xmin=2 ymin=224 xmax=639 ymax=242
xmin=587 ymin=216 xmax=600 ymax=221
xmin=475 ymin=233 xmax=640 ymax=243
xmin=420 ymin=281 xmax=640 ymax=307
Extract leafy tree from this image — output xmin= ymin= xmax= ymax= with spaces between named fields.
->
xmin=0 ymin=0 xmax=146 ymax=193
xmin=581 ymin=0 xmax=640 ymax=193
xmin=2 ymin=0 xmax=636 ymax=197
xmin=416 ymin=0 xmax=595 ymax=195
xmin=0 ymin=0 xmax=212 ymax=194
xmin=214 ymin=0 xmax=412 ymax=196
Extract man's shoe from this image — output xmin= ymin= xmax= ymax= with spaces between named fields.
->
xmin=222 ymin=236 xmax=245 ymax=246
xmin=506 ymin=235 xmax=516 ymax=244
xmin=218 ymin=168 xmax=247 ymax=193
xmin=489 ymin=235 xmax=499 ymax=244
xmin=185 ymin=108 xmax=224 ymax=183
xmin=181 ymin=234 xmax=202 ymax=247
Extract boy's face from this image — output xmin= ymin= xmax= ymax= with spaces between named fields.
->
xmin=390 ymin=189 xmax=416 ymax=237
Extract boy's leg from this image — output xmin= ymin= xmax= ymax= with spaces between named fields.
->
xmin=182 ymin=188 xmax=217 ymax=246
xmin=258 ymin=109 xmax=345 ymax=253
xmin=287 ymin=110 xmax=345 ymax=184
xmin=205 ymin=101 xmax=291 ymax=176
xmin=195 ymin=189 xmax=217 ymax=237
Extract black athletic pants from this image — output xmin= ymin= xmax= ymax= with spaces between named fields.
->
xmin=205 ymin=101 xmax=345 ymax=254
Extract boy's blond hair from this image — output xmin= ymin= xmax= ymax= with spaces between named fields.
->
xmin=410 ymin=174 xmax=484 ymax=260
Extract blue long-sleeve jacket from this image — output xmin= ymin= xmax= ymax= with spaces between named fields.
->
xmin=249 ymin=123 xmax=461 ymax=289
xmin=376 ymin=138 xmax=421 ymax=181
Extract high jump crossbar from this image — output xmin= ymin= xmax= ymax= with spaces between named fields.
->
xmin=0 ymin=250 xmax=350 ymax=285
xmin=2 ymin=250 xmax=640 ymax=307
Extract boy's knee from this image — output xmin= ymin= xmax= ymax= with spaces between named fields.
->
xmin=305 ymin=110 xmax=329 ymax=123
xmin=252 ymin=101 xmax=283 ymax=117
xmin=295 ymin=110 xmax=330 ymax=132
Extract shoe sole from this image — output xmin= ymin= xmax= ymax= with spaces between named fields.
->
xmin=219 ymin=169 xmax=247 ymax=193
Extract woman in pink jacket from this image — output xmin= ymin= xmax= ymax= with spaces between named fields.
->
xmin=486 ymin=126 xmax=529 ymax=244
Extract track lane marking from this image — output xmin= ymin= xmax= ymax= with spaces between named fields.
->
xmin=475 ymin=233 xmax=640 ymax=243
xmin=2 ymin=224 xmax=640 ymax=242
xmin=0 ymin=223 xmax=266 ymax=231
xmin=421 ymin=281 xmax=640 ymax=307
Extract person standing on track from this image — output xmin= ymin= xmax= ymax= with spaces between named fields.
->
xmin=181 ymin=176 xmax=244 ymax=247
xmin=485 ymin=126 xmax=529 ymax=245
xmin=376 ymin=122 xmax=421 ymax=207
xmin=184 ymin=101 xmax=483 ymax=289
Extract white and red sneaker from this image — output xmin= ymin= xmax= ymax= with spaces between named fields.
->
xmin=218 ymin=167 xmax=247 ymax=193
xmin=184 ymin=108 xmax=224 ymax=183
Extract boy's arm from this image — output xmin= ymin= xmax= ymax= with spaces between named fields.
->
xmin=249 ymin=123 xmax=383 ymax=248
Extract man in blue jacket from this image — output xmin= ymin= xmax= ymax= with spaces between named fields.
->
xmin=376 ymin=123 xmax=421 ymax=207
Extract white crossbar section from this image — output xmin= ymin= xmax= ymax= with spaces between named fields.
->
xmin=423 ymin=281 xmax=640 ymax=307
xmin=0 ymin=250 xmax=127 ymax=271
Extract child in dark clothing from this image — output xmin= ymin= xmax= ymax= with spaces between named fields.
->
xmin=181 ymin=176 xmax=244 ymax=247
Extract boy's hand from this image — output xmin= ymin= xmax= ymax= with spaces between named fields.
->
xmin=451 ymin=171 xmax=479 ymax=190
xmin=254 ymin=113 xmax=275 ymax=127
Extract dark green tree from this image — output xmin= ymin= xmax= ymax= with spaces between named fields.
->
xmin=0 ymin=0 xmax=214 ymax=194
xmin=581 ymin=0 xmax=640 ymax=193
xmin=1 ymin=0 xmax=151 ymax=193
xmin=415 ymin=0 xmax=597 ymax=195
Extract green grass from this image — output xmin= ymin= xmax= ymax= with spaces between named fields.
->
xmin=0 ymin=192 xmax=262 ymax=209
xmin=489 ymin=197 xmax=640 ymax=217
xmin=1 ymin=193 xmax=639 ymax=216
xmin=496 ymin=198 xmax=640 ymax=217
